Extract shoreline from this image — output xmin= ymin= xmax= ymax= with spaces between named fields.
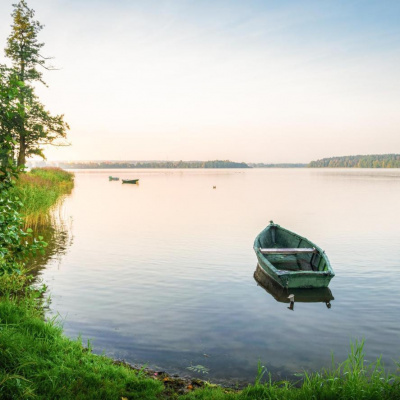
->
xmin=111 ymin=360 xmax=218 ymax=396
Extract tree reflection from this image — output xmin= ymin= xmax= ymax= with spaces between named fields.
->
xmin=25 ymin=210 xmax=72 ymax=277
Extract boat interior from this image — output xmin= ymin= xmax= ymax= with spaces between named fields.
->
xmin=257 ymin=226 xmax=327 ymax=272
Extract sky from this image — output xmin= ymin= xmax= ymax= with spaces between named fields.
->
xmin=0 ymin=0 xmax=399 ymax=163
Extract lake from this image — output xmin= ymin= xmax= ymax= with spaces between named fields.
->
xmin=36 ymin=168 xmax=400 ymax=385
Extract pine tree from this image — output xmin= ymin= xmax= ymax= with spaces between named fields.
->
xmin=4 ymin=0 xmax=69 ymax=166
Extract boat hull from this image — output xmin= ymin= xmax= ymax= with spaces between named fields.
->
xmin=253 ymin=222 xmax=334 ymax=289
xmin=122 ymin=179 xmax=139 ymax=184
xmin=254 ymin=264 xmax=334 ymax=304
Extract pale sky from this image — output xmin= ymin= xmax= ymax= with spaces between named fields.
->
xmin=0 ymin=0 xmax=399 ymax=163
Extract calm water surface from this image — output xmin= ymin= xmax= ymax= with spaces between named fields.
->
xmin=38 ymin=168 xmax=400 ymax=385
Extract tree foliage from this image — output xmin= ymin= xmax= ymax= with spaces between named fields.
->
xmin=1 ymin=1 xmax=67 ymax=275
xmin=0 ymin=69 xmax=46 ymax=276
xmin=3 ymin=0 xmax=69 ymax=166
xmin=5 ymin=0 xmax=45 ymax=84
xmin=0 ymin=67 xmax=21 ymax=181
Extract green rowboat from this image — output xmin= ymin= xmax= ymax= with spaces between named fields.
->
xmin=109 ymin=176 xmax=119 ymax=181
xmin=122 ymin=179 xmax=139 ymax=184
xmin=253 ymin=221 xmax=334 ymax=289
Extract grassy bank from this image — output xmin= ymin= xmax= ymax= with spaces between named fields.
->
xmin=1 ymin=168 xmax=400 ymax=399
xmin=0 ymin=272 xmax=164 ymax=399
xmin=13 ymin=167 xmax=74 ymax=226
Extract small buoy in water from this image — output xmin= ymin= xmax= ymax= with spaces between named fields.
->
xmin=213 ymin=186 xmax=216 ymax=189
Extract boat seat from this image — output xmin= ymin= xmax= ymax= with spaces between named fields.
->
xmin=259 ymin=247 xmax=317 ymax=255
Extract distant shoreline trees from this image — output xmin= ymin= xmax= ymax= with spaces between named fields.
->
xmin=248 ymin=163 xmax=306 ymax=168
xmin=40 ymin=155 xmax=400 ymax=169
xmin=56 ymin=160 xmax=251 ymax=169
xmin=308 ymin=154 xmax=400 ymax=168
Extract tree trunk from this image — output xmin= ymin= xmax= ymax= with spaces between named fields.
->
xmin=17 ymin=134 xmax=26 ymax=166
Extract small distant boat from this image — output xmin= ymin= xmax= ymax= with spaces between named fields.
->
xmin=254 ymin=265 xmax=334 ymax=308
xmin=109 ymin=176 xmax=119 ymax=181
xmin=253 ymin=221 xmax=334 ymax=289
xmin=122 ymin=179 xmax=139 ymax=184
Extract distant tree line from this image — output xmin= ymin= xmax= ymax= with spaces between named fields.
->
xmin=58 ymin=160 xmax=251 ymax=169
xmin=308 ymin=154 xmax=400 ymax=168
xmin=248 ymin=163 xmax=307 ymax=168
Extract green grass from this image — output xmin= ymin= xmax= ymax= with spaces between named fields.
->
xmin=13 ymin=167 xmax=74 ymax=226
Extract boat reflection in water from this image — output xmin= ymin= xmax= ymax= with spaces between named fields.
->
xmin=254 ymin=264 xmax=334 ymax=311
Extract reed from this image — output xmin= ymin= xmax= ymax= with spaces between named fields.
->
xmin=13 ymin=167 xmax=74 ymax=227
